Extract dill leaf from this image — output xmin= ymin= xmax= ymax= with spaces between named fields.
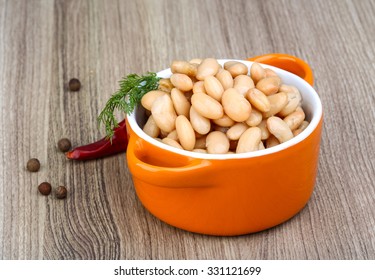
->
xmin=97 ymin=72 xmax=160 ymax=139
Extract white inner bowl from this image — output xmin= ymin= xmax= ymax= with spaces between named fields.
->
xmin=128 ymin=59 xmax=323 ymax=159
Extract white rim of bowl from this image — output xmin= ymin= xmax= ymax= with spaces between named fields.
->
xmin=128 ymin=59 xmax=323 ymax=160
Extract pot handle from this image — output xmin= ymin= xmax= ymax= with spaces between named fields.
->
xmin=126 ymin=135 xmax=214 ymax=188
xmin=247 ymin=53 xmax=314 ymax=86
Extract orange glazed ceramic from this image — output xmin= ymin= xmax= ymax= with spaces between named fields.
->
xmin=126 ymin=54 xmax=323 ymax=236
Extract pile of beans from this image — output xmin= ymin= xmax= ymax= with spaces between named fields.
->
xmin=141 ymin=58 xmax=309 ymax=154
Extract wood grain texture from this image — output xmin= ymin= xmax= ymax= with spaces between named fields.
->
xmin=0 ymin=0 xmax=374 ymax=260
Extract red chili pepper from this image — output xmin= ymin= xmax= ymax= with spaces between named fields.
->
xmin=66 ymin=119 xmax=128 ymax=160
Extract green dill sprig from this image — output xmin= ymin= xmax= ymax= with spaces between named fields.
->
xmin=98 ymin=72 xmax=160 ymax=139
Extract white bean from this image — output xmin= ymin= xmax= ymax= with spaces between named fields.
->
xmin=222 ymin=88 xmax=252 ymax=122
xmin=189 ymin=106 xmax=211 ymax=135
xmin=236 ymin=127 xmax=262 ymax=153
xmin=175 ymin=115 xmax=196 ymax=151
xmin=267 ymin=116 xmax=293 ymax=143
xmin=171 ymin=88 xmax=190 ymax=118
xmin=227 ymin=123 xmax=249 ymax=140
xmin=206 ymin=131 xmax=230 ymax=154
xmin=191 ymin=92 xmax=224 ymax=120
xmin=196 ymin=58 xmax=220 ymax=80
xmin=151 ymin=94 xmax=177 ymax=133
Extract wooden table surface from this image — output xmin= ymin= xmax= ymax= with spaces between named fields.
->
xmin=1 ymin=0 xmax=374 ymax=260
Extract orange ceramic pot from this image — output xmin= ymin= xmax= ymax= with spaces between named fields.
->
xmin=126 ymin=54 xmax=323 ymax=236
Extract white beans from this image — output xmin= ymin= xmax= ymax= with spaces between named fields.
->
xmin=171 ymin=88 xmax=190 ymax=118
xmin=141 ymin=90 xmax=166 ymax=111
xmin=162 ymin=138 xmax=183 ymax=149
xmin=283 ymin=110 xmax=305 ymax=130
xmin=262 ymin=92 xmax=288 ymax=118
xmin=189 ymin=106 xmax=211 ymax=135
xmin=143 ymin=115 xmax=160 ymax=138
xmin=278 ymin=90 xmax=302 ymax=117
xmin=250 ymin=62 xmax=265 ymax=84
xmin=191 ymin=92 xmax=224 ymax=120
xmin=264 ymin=68 xmax=278 ymax=78
xmin=222 ymin=88 xmax=252 ymax=122
xmin=247 ymin=88 xmax=271 ymax=113
xmin=192 ymin=81 xmax=206 ymax=94
xmin=257 ymin=119 xmax=270 ymax=140
xmin=204 ymin=76 xmax=224 ymax=101
xmin=196 ymin=58 xmax=220 ymax=80
xmin=141 ymin=58 xmax=309 ymax=154
xmin=166 ymin=130 xmax=178 ymax=141
xmin=236 ymin=127 xmax=262 ymax=153
xmin=267 ymin=116 xmax=294 ymax=143
xmin=212 ymin=114 xmax=235 ymax=127
xmin=151 ymin=94 xmax=177 ymax=133
xmin=206 ymin=131 xmax=230 ymax=154
xmin=158 ymin=78 xmax=174 ymax=93
xmin=233 ymin=75 xmax=255 ymax=96
xmin=215 ymin=69 xmax=234 ymax=90
xmin=245 ymin=108 xmax=263 ymax=127
xmin=171 ymin=60 xmax=197 ymax=77
xmin=224 ymin=61 xmax=248 ymax=77
xmin=293 ymin=120 xmax=309 ymax=136
xmin=266 ymin=135 xmax=280 ymax=148
xmin=175 ymin=115 xmax=196 ymax=151
xmin=256 ymin=76 xmax=282 ymax=96
xmin=227 ymin=123 xmax=248 ymax=140
xmin=170 ymin=73 xmax=193 ymax=92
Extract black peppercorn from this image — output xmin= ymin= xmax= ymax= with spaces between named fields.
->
xmin=26 ymin=158 xmax=40 ymax=172
xmin=58 ymin=138 xmax=72 ymax=152
xmin=68 ymin=78 xmax=81 ymax=91
xmin=38 ymin=182 xmax=52 ymax=196
xmin=55 ymin=186 xmax=67 ymax=199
